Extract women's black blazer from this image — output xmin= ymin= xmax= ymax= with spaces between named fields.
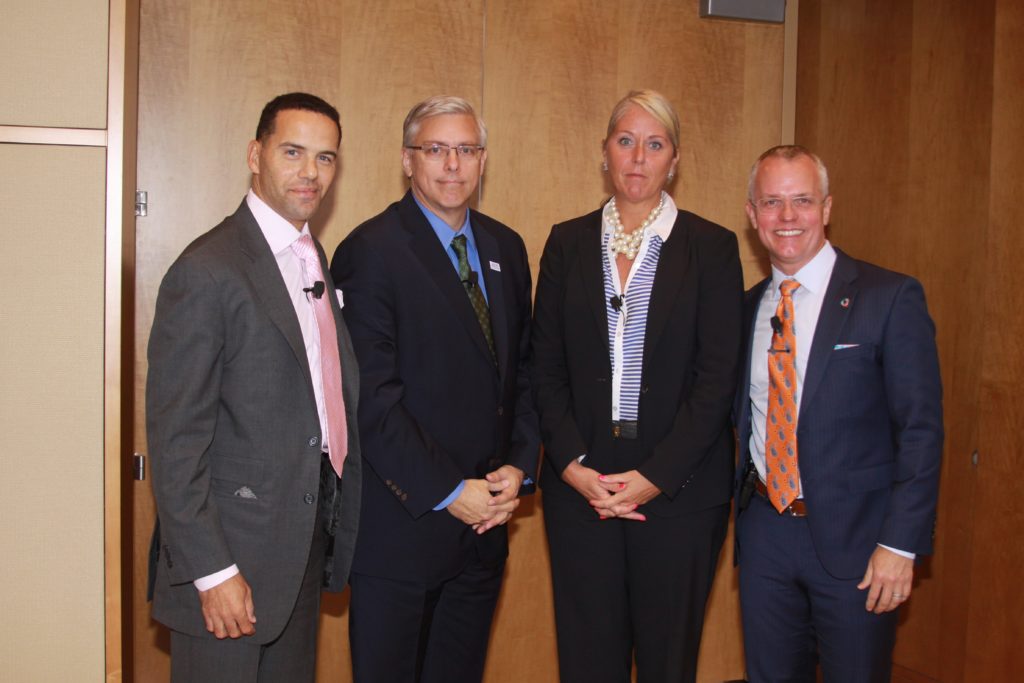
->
xmin=531 ymin=208 xmax=743 ymax=515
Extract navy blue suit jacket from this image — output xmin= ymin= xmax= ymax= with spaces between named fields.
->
xmin=331 ymin=191 xmax=540 ymax=584
xmin=734 ymin=248 xmax=943 ymax=579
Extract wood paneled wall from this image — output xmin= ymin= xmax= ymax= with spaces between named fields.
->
xmin=964 ymin=0 xmax=1024 ymax=679
xmin=133 ymin=2 xmax=784 ymax=681
xmin=796 ymin=1 xmax=1023 ymax=680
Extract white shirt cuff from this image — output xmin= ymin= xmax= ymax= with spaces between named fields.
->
xmin=878 ymin=544 xmax=915 ymax=560
xmin=194 ymin=564 xmax=239 ymax=591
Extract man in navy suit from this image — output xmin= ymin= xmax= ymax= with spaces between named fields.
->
xmin=331 ymin=95 xmax=539 ymax=683
xmin=734 ymin=145 xmax=943 ymax=683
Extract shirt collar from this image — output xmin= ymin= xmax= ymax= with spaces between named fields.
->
xmin=770 ymin=240 xmax=836 ymax=296
xmin=246 ymin=189 xmax=310 ymax=255
xmin=412 ymin=193 xmax=474 ymax=249
xmin=602 ymin=191 xmax=678 ymax=242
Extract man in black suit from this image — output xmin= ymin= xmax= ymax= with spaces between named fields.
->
xmin=147 ymin=92 xmax=362 ymax=682
xmin=330 ymin=95 xmax=540 ymax=683
xmin=734 ymin=145 xmax=943 ymax=682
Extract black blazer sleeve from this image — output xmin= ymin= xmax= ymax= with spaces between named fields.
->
xmin=531 ymin=221 xmax=591 ymax=473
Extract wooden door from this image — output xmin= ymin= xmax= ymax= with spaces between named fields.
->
xmin=131 ymin=2 xmax=487 ymax=679
xmin=962 ymin=1 xmax=1024 ymax=679
xmin=130 ymin=2 xmax=784 ymax=681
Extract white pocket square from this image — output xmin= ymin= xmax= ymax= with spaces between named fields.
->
xmin=833 ymin=343 xmax=860 ymax=350
xmin=335 ymin=288 xmax=344 ymax=309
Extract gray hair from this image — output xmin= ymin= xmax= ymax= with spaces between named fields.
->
xmin=748 ymin=145 xmax=830 ymax=199
xmin=402 ymin=95 xmax=488 ymax=147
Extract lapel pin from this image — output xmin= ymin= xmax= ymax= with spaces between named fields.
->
xmin=840 ymin=297 xmax=850 ymax=308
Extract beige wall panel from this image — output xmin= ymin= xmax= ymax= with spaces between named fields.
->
xmin=0 ymin=144 xmax=106 ymax=680
xmin=797 ymin=1 xmax=998 ymax=680
xmin=483 ymin=3 xmax=783 ymax=681
xmin=965 ymin=0 xmax=1024 ymax=679
xmin=0 ymin=0 xmax=108 ymax=128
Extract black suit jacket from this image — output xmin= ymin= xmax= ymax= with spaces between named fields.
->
xmin=147 ymin=200 xmax=362 ymax=642
xmin=733 ymin=248 xmax=944 ymax=578
xmin=531 ymin=208 xmax=743 ymax=515
xmin=331 ymin=191 xmax=540 ymax=584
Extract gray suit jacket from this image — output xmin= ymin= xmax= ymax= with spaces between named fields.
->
xmin=147 ymin=200 xmax=361 ymax=642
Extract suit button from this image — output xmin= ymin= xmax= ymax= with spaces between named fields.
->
xmin=308 ymin=436 xmax=319 ymax=447
xmin=385 ymin=479 xmax=393 ymax=486
xmin=304 ymin=493 xmax=315 ymax=505
xmin=497 ymin=406 xmax=504 ymax=416
xmin=641 ymin=385 xmax=649 ymax=394
xmin=396 ymin=488 xmax=403 ymax=496
xmin=401 ymin=493 xmax=408 ymax=502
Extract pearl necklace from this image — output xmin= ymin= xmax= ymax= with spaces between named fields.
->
xmin=607 ymin=193 xmax=666 ymax=260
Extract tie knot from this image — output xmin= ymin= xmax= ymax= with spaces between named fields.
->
xmin=291 ymin=233 xmax=317 ymax=263
xmin=780 ymin=279 xmax=800 ymax=297
xmin=450 ymin=234 xmax=468 ymax=258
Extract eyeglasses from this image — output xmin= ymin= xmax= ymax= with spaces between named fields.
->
xmin=752 ymin=195 xmax=822 ymax=214
xmin=405 ymin=143 xmax=485 ymax=160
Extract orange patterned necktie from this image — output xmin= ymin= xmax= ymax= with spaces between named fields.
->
xmin=766 ymin=279 xmax=801 ymax=512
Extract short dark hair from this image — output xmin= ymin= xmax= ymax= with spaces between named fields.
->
xmin=255 ymin=92 xmax=341 ymax=144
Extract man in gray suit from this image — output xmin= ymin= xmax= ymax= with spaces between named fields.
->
xmin=147 ymin=92 xmax=362 ymax=682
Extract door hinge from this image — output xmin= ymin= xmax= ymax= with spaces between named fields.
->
xmin=133 ymin=452 xmax=146 ymax=480
xmin=135 ymin=190 xmax=148 ymax=217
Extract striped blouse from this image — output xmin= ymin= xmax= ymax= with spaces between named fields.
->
xmin=601 ymin=192 xmax=679 ymax=422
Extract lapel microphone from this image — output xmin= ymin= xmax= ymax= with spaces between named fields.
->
xmin=769 ymin=315 xmax=792 ymax=354
xmin=610 ymin=295 xmax=623 ymax=312
xmin=303 ymin=281 xmax=326 ymax=299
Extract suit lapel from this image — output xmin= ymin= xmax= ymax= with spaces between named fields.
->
xmin=737 ymin=278 xmax=770 ymax=442
xmin=475 ymin=216 xmax=508 ymax=382
xmin=235 ymin=202 xmax=315 ymax=390
xmin=577 ymin=212 xmax=609 ymax=350
xmin=398 ymin=193 xmax=495 ymax=367
xmin=799 ymin=250 xmax=859 ymax=417
xmin=642 ymin=212 xmax=690 ymax=375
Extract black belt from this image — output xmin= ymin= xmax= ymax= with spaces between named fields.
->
xmin=611 ymin=420 xmax=638 ymax=440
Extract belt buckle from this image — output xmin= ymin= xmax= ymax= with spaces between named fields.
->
xmin=612 ymin=424 xmax=622 ymax=438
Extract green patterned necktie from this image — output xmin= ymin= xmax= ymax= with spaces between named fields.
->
xmin=451 ymin=235 xmax=496 ymax=363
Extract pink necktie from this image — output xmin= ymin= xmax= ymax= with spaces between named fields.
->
xmin=292 ymin=234 xmax=347 ymax=477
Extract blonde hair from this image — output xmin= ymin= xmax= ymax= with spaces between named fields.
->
xmin=605 ymin=90 xmax=681 ymax=151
